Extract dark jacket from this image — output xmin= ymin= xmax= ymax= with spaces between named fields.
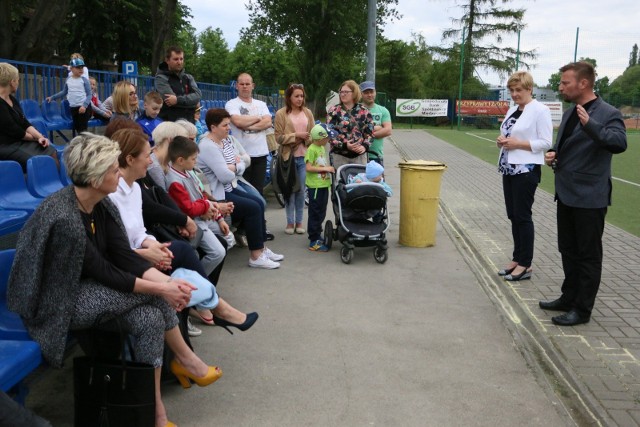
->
xmin=552 ymin=97 xmax=627 ymax=209
xmin=154 ymin=62 xmax=201 ymax=123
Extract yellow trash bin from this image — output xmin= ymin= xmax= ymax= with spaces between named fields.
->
xmin=398 ymin=160 xmax=447 ymax=247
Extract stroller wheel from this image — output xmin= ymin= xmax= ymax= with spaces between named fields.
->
xmin=324 ymin=220 xmax=333 ymax=249
xmin=340 ymin=247 xmax=354 ymax=264
xmin=373 ymin=247 xmax=388 ymax=264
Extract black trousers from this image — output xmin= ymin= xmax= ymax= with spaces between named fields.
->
xmin=307 ymin=187 xmax=329 ymax=242
xmin=243 ymin=155 xmax=268 ymax=196
xmin=502 ymin=166 xmax=540 ymax=267
xmin=557 ymin=198 xmax=607 ymax=317
xmin=70 ymin=105 xmax=91 ymax=133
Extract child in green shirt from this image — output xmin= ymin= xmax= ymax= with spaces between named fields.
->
xmin=304 ymin=124 xmax=336 ymax=251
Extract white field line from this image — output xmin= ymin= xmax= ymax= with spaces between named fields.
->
xmin=465 ymin=132 xmax=640 ymax=188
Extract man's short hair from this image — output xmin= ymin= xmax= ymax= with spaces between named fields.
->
xmin=560 ymin=61 xmax=596 ymax=88
xmin=168 ymin=135 xmax=198 ymax=163
xmin=144 ymin=91 xmax=163 ymax=105
xmin=165 ymin=46 xmax=184 ymax=59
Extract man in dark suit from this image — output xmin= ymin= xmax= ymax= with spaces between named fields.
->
xmin=539 ymin=61 xmax=627 ymax=326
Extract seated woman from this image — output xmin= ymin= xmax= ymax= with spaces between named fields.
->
xmin=108 ymin=128 xmax=257 ymax=332
xmin=0 ymin=62 xmax=58 ymax=170
xmin=148 ymin=121 xmax=188 ymax=190
xmin=197 ymin=108 xmax=284 ymax=269
xmin=7 ymin=133 xmax=221 ymax=427
xmin=110 ymin=80 xmax=140 ymax=121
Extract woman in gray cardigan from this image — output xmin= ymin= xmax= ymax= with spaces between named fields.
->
xmin=8 ymin=133 xmax=222 ymax=427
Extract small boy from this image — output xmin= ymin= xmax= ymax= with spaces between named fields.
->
xmin=165 ymin=136 xmax=229 ymax=276
xmin=305 ymin=124 xmax=337 ymax=251
xmin=136 ymin=91 xmax=164 ymax=145
xmin=46 ymin=58 xmax=92 ymax=133
xmin=348 ymin=160 xmax=393 ymax=197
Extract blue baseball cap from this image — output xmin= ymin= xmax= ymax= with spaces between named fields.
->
xmin=359 ymin=81 xmax=375 ymax=91
xmin=70 ymin=58 xmax=85 ymax=67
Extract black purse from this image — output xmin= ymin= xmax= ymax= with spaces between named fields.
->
xmin=147 ymin=185 xmax=203 ymax=248
xmin=73 ymin=320 xmax=156 ymax=427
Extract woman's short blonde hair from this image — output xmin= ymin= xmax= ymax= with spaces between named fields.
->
xmin=0 ymin=63 xmax=19 ymax=87
xmin=175 ymin=119 xmax=197 ymax=140
xmin=112 ymin=81 xmax=135 ymax=115
xmin=64 ymin=132 xmax=121 ymax=188
xmin=152 ymin=121 xmax=188 ymax=150
xmin=507 ymin=71 xmax=534 ymax=91
xmin=340 ymin=79 xmax=362 ymax=104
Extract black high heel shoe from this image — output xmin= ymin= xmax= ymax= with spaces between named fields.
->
xmin=212 ymin=312 xmax=259 ymax=335
xmin=498 ymin=266 xmax=516 ymax=276
xmin=504 ymin=267 xmax=532 ymax=281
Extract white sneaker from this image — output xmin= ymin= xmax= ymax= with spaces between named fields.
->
xmin=263 ymin=247 xmax=284 ymax=262
xmin=249 ymin=252 xmax=280 ymax=269
xmin=187 ymin=318 xmax=202 ymax=337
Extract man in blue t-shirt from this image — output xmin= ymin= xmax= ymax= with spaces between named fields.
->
xmin=359 ymin=81 xmax=392 ymax=166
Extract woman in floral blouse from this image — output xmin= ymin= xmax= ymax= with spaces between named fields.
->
xmin=326 ymin=79 xmax=374 ymax=170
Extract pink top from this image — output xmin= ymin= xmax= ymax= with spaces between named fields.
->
xmin=289 ymin=110 xmax=309 ymax=157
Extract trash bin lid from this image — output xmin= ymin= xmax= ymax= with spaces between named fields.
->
xmin=398 ymin=160 xmax=447 ymax=171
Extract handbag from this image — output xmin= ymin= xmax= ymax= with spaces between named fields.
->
xmin=73 ymin=320 xmax=156 ymax=427
xmin=275 ymin=151 xmax=300 ymax=201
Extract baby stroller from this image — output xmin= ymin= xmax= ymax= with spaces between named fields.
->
xmin=324 ymin=163 xmax=389 ymax=264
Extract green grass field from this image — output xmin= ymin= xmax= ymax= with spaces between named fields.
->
xmin=424 ymin=128 xmax=640 ymax=237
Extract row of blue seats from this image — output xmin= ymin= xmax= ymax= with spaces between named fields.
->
xmin=0 ymin=157 xmax=70 ymax=242
xmin=20 ymin=99 xmax=103 ymax=143
xmin=0 ymin=249 xmax=42 ymax=404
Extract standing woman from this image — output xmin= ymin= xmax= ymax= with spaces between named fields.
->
xmin=111 ymin=80 xmax=141 ymax=121
xmin=0 ymin=62 xmax=58 ymax=169
xmin=326 ymin=79 xmax=374 ymax=170
xmin=497 ymin=71 xmax=552 ymax=281
xmin=274 ymin=83 xmax=314 ymax=235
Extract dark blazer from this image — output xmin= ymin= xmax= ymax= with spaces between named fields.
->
xmin=552 ymin=97 xmax=627 ymax=209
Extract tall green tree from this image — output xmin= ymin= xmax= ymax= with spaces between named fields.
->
xmin=441 ymin=0 xmax=535 ymax=81
xmin=0 ymin=0 xmax=72 ymax=62
xmin=629 ymin=43 xmax=638 ymax=68
xmin=246 ymin=0 xmax=399 ymax=116
xmin=192 ymin=28 xmax=231 ymax=84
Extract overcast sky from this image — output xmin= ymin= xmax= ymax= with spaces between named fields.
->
xmin=182 ymin=0 xmax=638 ymax=86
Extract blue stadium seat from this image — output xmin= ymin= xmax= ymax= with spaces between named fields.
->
xmin=26 ymin=156 xmax=65 ymax=198
xmin=0 ymin=249 xmax=30 ymax=341
xmin=58 ymin=152 xmax=72 ymax=186
xmin=0 ymin=161 xmax=44 ymax=214
xmin=0 ymin=211 xmax=28 ymax=237
xmin=41 ymin=101 xmax=72 ymax=133
xmin=19 ymin=100 xmax=45 ymax=124
xmin=0 ymin=340 xmax=42 ymax=404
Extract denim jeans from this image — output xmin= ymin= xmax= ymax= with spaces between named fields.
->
xmin=286 ymin=156 xmax=307 ymax=224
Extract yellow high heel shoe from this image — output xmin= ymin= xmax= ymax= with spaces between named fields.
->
xmin=164 ymin=422 xmax=177 ymax=427
xmin=169 ymin=360 xmax=222 ymax=389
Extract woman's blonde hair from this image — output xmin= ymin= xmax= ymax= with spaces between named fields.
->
xmin=112 ymin=81 xmax=135 ymax=115
xmin=64 ymin=133 xmax=121 ymax=187
xmin=0 ymin=62 xmax=19 ymax=87
xmin=339 ymin=80 xmax=362 ymax=104
xmin=507 ymin=71 xmax=534 ymax=91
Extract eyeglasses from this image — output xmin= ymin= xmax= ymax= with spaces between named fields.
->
xmin=289 ymin=83 xmax=304 ymax=89
xmin=339 ymin=90 xmax=353 ymax=95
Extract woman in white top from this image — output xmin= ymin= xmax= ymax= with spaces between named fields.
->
xmin=496 ymin=71 xmax=552 ymax=281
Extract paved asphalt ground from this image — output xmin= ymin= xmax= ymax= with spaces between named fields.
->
xmin=23 ymin=129 xmax=639 ymax=426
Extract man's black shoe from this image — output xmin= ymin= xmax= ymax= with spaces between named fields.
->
xmin=539 ymin=298 xmax=572 ymax=312
xmin=551 ymin=310 xmax=590 ymax=326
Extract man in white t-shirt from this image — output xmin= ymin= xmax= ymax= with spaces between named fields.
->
xmin=225 ymin=73 xmax=273 ymax=196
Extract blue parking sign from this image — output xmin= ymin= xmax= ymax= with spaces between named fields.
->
xmin=122 ymin=61 xmax=138 ymax=75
